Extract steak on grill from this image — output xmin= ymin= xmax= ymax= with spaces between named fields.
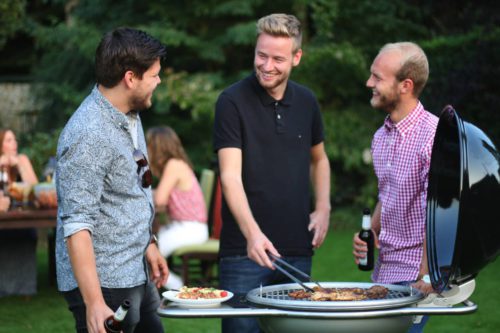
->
xmin=288 ymin=285 xmax=389 ymax=301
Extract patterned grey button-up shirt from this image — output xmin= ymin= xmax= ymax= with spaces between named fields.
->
xmin=55 ymin=85 xmax=154 ymax=291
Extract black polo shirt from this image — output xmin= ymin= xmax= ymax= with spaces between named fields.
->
xmin=213 ymin=74 xmax=325 ymax=257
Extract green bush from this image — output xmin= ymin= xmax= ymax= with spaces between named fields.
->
xmin=19 ymin=129 xmax=60 ymax=180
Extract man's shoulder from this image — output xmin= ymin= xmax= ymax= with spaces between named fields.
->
xmin=62 ymin=106 xmax=97 ymax=136
xmin=288 ymin=79 xmax=315 ymax=96
xmin=288 ymin=78 xmax=316 ymax=98
xmin=421 ymin=108 xmax=439 ymax=127
xmin=373 ymin=120 xmax=388 ymax=138
xmin=220 ymin=75 xmax=254 ymax=97
xmin=59 ymin=95 xmax=113 ymax=147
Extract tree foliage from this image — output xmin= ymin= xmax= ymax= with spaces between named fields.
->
xmin=0 ymin=0 xmax=26 ymax=49
xmin=1 ymin=0 xmax=498 ymax=213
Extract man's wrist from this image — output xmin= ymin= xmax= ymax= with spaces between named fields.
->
xmin=419 ymin=274 xmax=431 ymax=283
xmin=150 ymin=234 xmax=158 ymax=245
xmin=315 ymin=201 xmax=331 ymax=212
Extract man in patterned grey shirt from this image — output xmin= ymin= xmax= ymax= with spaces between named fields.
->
xmin=56 ymin=27 xmax=168 ymax=333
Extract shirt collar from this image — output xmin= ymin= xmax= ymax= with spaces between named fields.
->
xmin=383 ymin=101 xmax=425 ymax=137
xmin=92 ymin=85 xmax=130 ymax=131
xmin=250 ymin=73 xmax=294 ymax=107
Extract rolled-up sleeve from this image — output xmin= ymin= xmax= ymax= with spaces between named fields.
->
xmin=57 ymin=131 xmax=111 ymax=238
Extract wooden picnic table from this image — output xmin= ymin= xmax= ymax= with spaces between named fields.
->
xmin=0 ymin=208 xmax=57 ymax=293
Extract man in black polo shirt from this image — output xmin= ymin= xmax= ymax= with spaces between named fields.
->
xmin=213 ymin=13 xmax=331 ymax=333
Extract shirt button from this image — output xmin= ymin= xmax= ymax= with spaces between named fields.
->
xmin=387 ymin=163 xmax=391 ymax=167
xmin=277 ymin=114 xmax=281 ymax=119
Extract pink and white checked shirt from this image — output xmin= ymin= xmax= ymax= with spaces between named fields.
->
xmin=371 ymin=102 xmax=438 ymax=283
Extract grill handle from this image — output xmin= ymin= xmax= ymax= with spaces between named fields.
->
xmin=157 ymin=299 xmax=478 ymax=319
xmin=259 ymin=300 xmax=478 ymax=318
xmin=394 ymin=299 xmax=477 ymax=316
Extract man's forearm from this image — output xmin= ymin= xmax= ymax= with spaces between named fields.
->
xmin=66 ymin=230 xmax=104 ymax=307
xmin=372 ymin=201 xmax=382 ymax=235
xmin=220 ymin=174 xmax=261 ymax=239
xmin=312 ymin=155 xmax=331 ymax=212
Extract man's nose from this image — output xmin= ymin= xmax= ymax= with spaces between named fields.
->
xmin=366 ymin=76 xmax=373 ymax=88
xmin=262 ymin=58 xmax=274 ymax=70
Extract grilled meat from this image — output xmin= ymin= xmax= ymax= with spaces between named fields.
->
xmin=288 ymin=285 xmax=389 ymax=301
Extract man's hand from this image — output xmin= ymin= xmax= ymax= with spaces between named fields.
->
xmin=411 ymin=279 xmax=434 ymax=296
xmin=85 ymin=301 xmax=114 ymax=333
xmin=308 ymin=208 xmax=330 ymax=249
xmin=146 ymin=243 xmax=169 ymax=288
xmin=246 ymin=230 xmax=280 ymax=270
xmin=352 ymin=230 xmax=379 ymax=264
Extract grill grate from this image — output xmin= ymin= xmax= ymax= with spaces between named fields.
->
xmin=258 ymin=287 xmax=411 ymax=301
xmin=247 ymin=282 xmax=424 ymax=312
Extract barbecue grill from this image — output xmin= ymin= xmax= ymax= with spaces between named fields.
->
xmin=158 ymin=281 xmax=476 ymax=333
xmin=158 ymin=106 xmax=499 ymax=332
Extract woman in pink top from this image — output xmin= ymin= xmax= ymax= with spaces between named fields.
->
xmin=147 ymin=126 xmax=208 ymax=289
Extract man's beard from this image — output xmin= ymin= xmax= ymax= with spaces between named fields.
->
xmin=255 ymin=66 xmax=290 ymax=92
xmin=370 ymin=86 xmax=399 ymax=113
xmin=129 ymin=93 xmax=152 ymax=112
xmin=371 ymin=95 xmax=399 ymax=113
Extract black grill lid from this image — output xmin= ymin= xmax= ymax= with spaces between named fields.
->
xmin=426 ymin=105 xmax=500 ymax=292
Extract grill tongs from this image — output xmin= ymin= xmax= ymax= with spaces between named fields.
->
xmin=268 ymin=252 xmax=324 ymax=293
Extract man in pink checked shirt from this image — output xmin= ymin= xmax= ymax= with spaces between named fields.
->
xmin=353 ymin=42 xmax=437 ymax=333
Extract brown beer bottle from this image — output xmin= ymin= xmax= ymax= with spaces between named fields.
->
xmin=358 ymin=208 xmax=374 ymax=271
xmin=104 ymin=299 xmax=131 ymax=333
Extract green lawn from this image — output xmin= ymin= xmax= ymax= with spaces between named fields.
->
xmin=0 ymin=228 xmax=498 ymax=332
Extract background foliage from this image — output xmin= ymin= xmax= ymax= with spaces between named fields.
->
xmin=1 ymin=0 xmax=499 ymax=226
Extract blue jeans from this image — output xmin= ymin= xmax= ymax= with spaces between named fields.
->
xmin=62 ymin=281 xmax=164 ymax=333
xmin=219 ymin=255 xmax=312 ymax=333
xmin=394 ymin=281 xmax=430 ymax=333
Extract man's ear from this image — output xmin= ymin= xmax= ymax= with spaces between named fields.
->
xmin=292 ymin=48 xmax=303 ymax=67
xmin=123 ymin=70 xmax=136 ymax=89
xmin=399 ymin=78 xmax=414 ymax=95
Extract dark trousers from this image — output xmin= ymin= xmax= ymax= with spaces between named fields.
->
xmin=219 ymin=255 xmax=312 ymax=333
xmin=62 ymin=281 xmax=164 ymax=333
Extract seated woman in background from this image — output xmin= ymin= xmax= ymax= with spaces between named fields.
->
xmin=0 ymin=128 xmax=39 ymax=298
xmin=0 ymin=129 xmax=38 ymax=186
xmin=147 ymin=126 xmax=208 ymax=289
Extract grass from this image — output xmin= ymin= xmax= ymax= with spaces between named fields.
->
xmin=0 ymin=228 xmax=498 ymax=332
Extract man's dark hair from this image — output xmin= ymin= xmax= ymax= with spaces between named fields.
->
xmin=95 ymin=27 xmax=167 ymax=88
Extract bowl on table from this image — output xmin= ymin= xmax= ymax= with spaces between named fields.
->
xmin=8 ymin=182 xmax=33 ymax=203
xmin=33 ymin=182 xmax=57 ymax=209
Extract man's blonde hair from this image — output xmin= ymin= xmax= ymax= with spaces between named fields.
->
xmin=256 ymin=13 xmax=302 ymax=54
xmin=380 ymin=42 xmax=429 ymax=97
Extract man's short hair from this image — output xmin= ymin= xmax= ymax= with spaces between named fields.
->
xmin=380 ymin=42 xmax=429 ymax=97
xmin=256 ymin=14 xmax=302 ymax=54
xmin=95 ymin=27 xmax=167 ymax=88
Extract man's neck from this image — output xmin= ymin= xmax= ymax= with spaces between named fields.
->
xmin=98 ymin=84 xmax=130 ymax=114
xmin=389 ymin=99 xmax=419 ymax=124
xmin=265 ymin=81 xmax=288 ymax=101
